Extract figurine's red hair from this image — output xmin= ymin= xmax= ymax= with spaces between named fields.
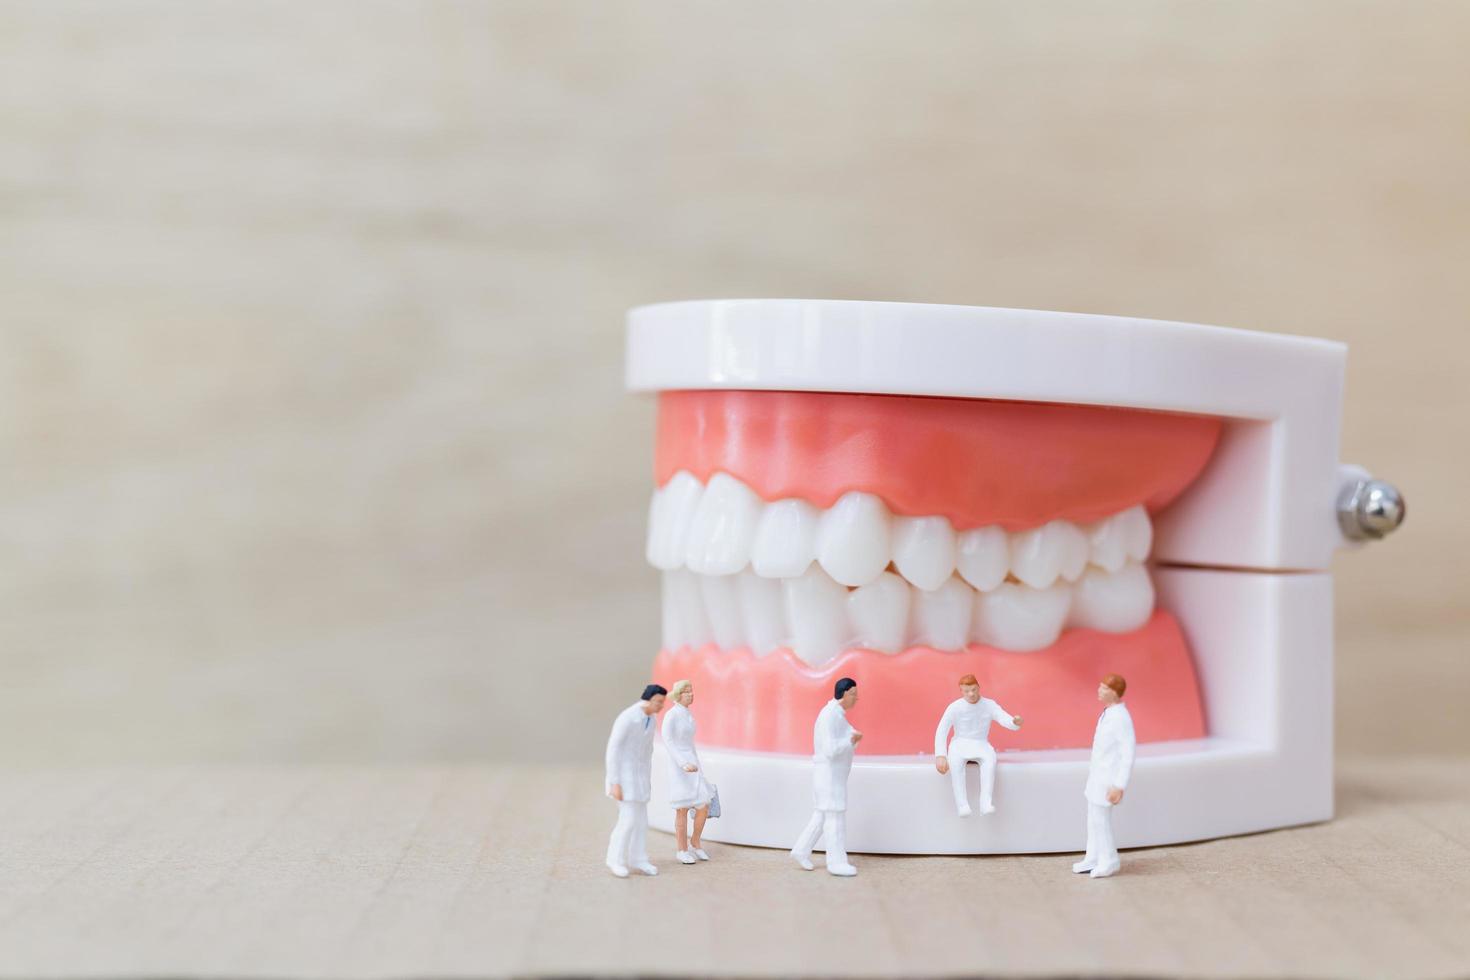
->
xmin=1102 ymin=674 xmax=1127 ymax=698
xmin=958 ymin=674 xmax=978 ymax=688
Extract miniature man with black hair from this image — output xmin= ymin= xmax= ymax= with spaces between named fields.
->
xmin=605 ymin=683 xmax=668 ymax=878
xmin=790 ymin=677 xmax=862 ymax=877
xmin=933 ymin=673 xmax=1022 ymax=816
xmin=1073 ymin=673 xmax=1135 ymax=879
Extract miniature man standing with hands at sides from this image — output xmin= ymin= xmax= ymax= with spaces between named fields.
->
xmin=933 ymin=673 xmax=1022 ymax=816
xmin=790 ymin=677 xmax=862 ymax=877
xmin=1074 ymin=673 xmax=1135 ymax=879
xmin=605 ymin=683 xmax=667 ymax=878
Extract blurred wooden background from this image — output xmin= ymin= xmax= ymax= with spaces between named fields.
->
xmin=0 ymin=1 xmax=1464 ymax=763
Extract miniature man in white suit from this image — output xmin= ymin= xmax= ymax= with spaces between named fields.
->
xmin=1074 ymin=673 xmax=1135 ymax=879
xmin=604 ymin=683 xmax=667 ymax=878
xmin=790 ymin=677 xmax=862 ymax=877
xmin=933 ymin=673 xmax=1022 ymax=816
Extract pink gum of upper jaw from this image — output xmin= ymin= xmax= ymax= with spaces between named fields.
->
xmin=651 ymin=611 xmax=1205 ymax=755
xmin=654 ymin=390 xmax=1223 ymax=531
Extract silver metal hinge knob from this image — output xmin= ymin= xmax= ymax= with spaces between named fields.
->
xmin=1337 ymin=475 xmax=1406 ymax=542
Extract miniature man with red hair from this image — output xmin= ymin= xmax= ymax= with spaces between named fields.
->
xmin=933 ymin=674 xmax=1022 ymax=816
xmin=1074 ymin=673 xmax=1135 ymax=879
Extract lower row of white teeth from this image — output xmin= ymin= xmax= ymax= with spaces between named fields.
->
xmin=662 ymin=560 xmax=1155 ymax=665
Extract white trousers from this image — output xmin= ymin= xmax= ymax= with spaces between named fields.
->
xmin=606 ymin=800 xmax=649 ymax=869
xmin=791 ymin=809 xmax=849 ymax=869
xmin=947 ymin=738 xmax=997 ymax=812
xmin=1084 ymin=802 xmax=1118 ymax=870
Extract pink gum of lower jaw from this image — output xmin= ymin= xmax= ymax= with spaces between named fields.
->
xmin=654 ymin=390 xmax=1223 ymax=531
xmin=651 ymin=611 xmax=1205 ymax=755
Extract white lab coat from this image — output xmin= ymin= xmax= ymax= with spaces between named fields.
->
xmin=661 ymin=702 xmax=713 ymax=809
xmin=811 ymin=699 xmax=856 ymax=812
xmin=933 ymin=696 xmax=1019 ymax=756
xmin=605 ymin=701 xmax=657 ymax=803
xmin=1085 ymin=703 xmax=1136 ymax=807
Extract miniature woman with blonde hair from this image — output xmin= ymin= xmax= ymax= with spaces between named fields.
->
xmin=661 ymin=679 xmax=714 ymax=864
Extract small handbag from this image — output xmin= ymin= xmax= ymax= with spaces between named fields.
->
xmin=707 ymin=783 xmax=721 ymax=818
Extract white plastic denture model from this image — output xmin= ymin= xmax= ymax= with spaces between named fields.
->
xmin=624 ymin=299 xmax=1404 ymax=854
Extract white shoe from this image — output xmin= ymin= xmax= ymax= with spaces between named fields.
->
xmin=634 ymin=862 xmax=659 ymax=876
xmin=1072 ymin=860 xmax=1096 ymax=874
xmin=677 ymin=850 xmax=696 ymax=864
xmin=956 ymin=803 xmax=972 ymax=817
xmin=608 ymin=863 xmax=630 ymax=878
xmin=828 ymin=863 xmax=858 ymax=877
xmin=692 ymin=847 xmax=710 ymax=861
xmin=1090 ymin=863 xmax=1119 ymax=878
xmin=979 ymin=803 xmax=996 ymax=815
xmin=791 ymin=852 xmax=815 ymax=871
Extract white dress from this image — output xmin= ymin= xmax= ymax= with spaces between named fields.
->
xmin=661 ymin=702 xmax=713 ymax=809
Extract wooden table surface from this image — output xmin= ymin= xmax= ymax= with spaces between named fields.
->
xmin=0 ymin=759 xmax=1467 ymax=979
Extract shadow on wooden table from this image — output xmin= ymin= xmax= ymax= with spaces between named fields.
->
xmin=1335 ymin=757 xmax=1469 ymax=820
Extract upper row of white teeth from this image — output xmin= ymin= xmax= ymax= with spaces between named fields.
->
xmin=646 ymin=471 xmax=1153 ymax=592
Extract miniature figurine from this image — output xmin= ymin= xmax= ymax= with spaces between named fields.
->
xmin=1073 ymin=673 xmax=1135 ymax=878
xmin=933 ymin=673 xmax=1022 ymax=816
xmin=790 ymin=677 xmax=862 ymax=877
xmin=662 ymin=679 xmax=714 ymax=864
xmin=605 ymin=683 xmax=667 ymax=878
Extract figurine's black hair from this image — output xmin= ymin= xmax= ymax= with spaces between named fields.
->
xmin=642 ymin=684 xmax=668 ymax=701
xmin=834 ymin=677 xmax=857 ymax=700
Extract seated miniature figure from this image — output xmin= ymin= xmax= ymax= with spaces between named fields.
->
xmin=933 ymin=673 xmax=1022 ymax=816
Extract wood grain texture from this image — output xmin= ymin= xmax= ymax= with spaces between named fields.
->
xmin=0 ymin=762 xmax=1467 ymax=978
xmin=0 ymin=1 xmax=1466 ymax=764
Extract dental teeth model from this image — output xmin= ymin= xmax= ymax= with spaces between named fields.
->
xmin=627 ymin=299 xmax=1404 ymax=854
xmin=648 ymin=391 xmax=1210 ymax=757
